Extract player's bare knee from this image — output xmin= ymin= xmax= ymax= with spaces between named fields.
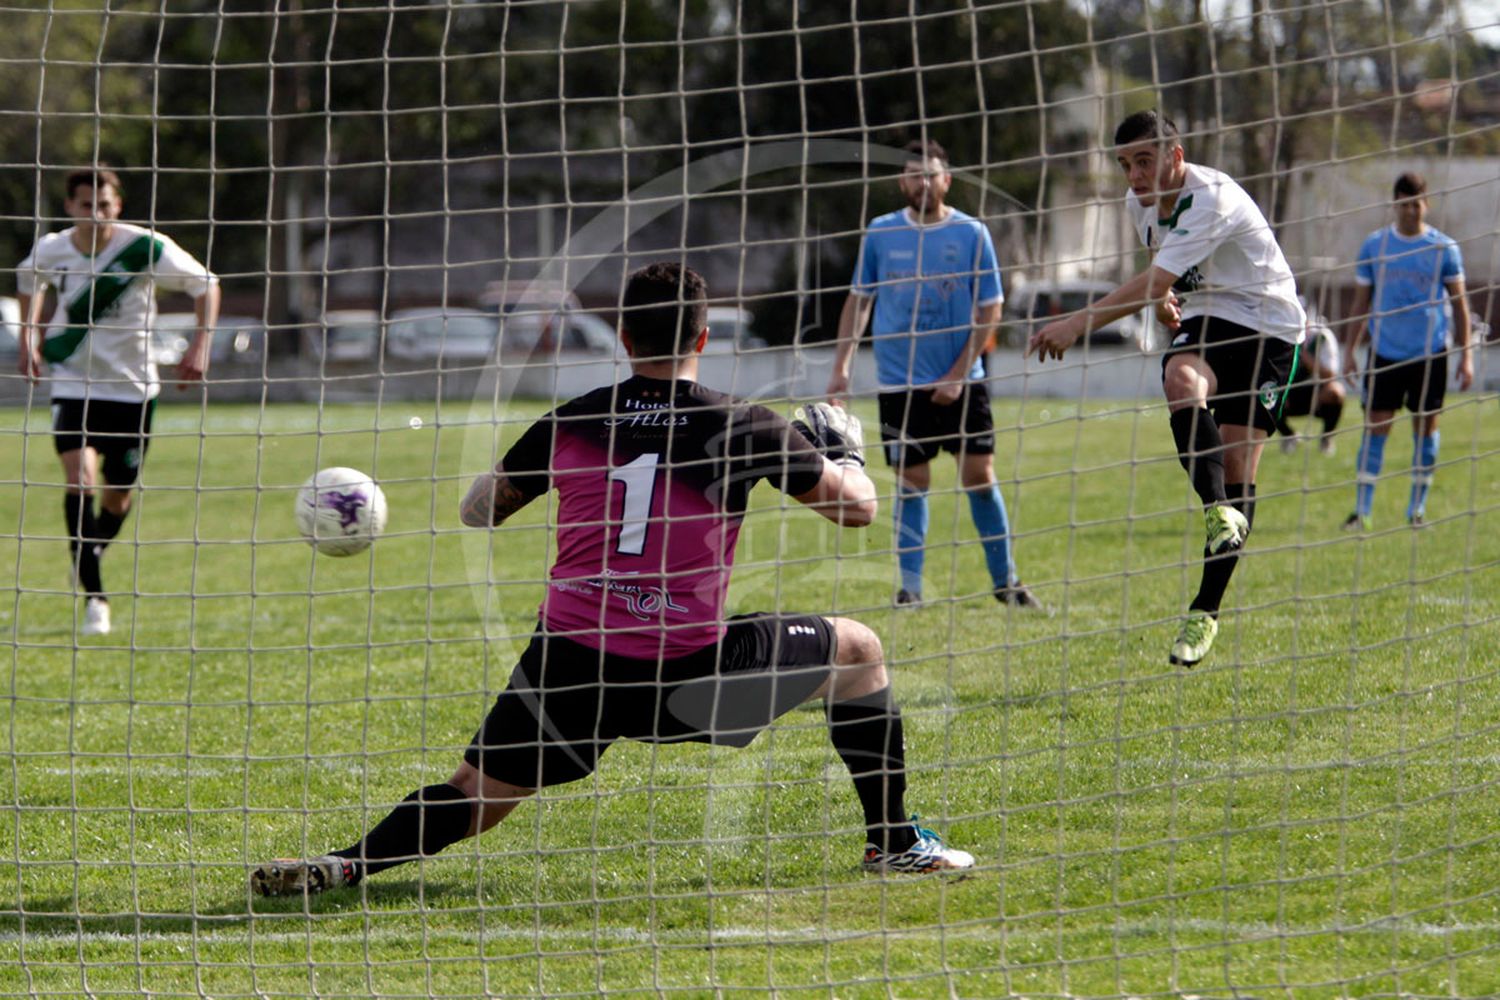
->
xmin=827 ymin=617 xmax=888 ymax=696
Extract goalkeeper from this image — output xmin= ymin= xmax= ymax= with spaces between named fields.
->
xmin=1029 ymin=111 xmax=1306 ymax=668
xmin=252 ymin=262 xmax=973 ymax=897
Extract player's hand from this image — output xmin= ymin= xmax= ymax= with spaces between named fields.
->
xmin=1027 ymin=315 xmax=1083 ymax=363
xmin=930 ymin=378 xmax=963 ymax=406
xmin=1457 ymin=352 xmax=1474 ymax=391
xmin=1155 ymin=290 xmax=1181 ymax=331
xmin=175 ymin=340 xmax=210 ymax=388
xmin=826 ymin=369 xmax=851 ymax=403
xmin=17 ymin=342 xmax=43 ymax=384
xmin=792 ymin=401 xmax=866 ymax=467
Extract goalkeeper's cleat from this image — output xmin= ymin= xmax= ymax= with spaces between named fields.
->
xmin=995 ymin=580 xmax=1043 ymax=610
xmin=250 ymin=856 xmax=355 ymax=897
xmin=1204 ymin=504 xmax=1249 ymax=554
xmin=863 ymin=818 xmax=974 ymax=874
xmin=1341 ymin=512 xmax=1368 ymax=533
xmin=81 ymin=597 xmax=111 ymax=637
xmin=1168 ymin=610 xmax=1218 ymax=667
xmin=894 ymin=588 xmax=923 ymax=608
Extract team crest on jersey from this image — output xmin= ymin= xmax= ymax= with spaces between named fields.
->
xmin=1173 ymin=266 xmax=1204 ymax=294
xmin=1258 ymin=380 xmax=1280 ymax=410
xmin=124 ymin=448 xmax=141 ymax=469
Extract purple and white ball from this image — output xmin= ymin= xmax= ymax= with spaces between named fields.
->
xmin=295 ymin=467 xmax=389 ymax=557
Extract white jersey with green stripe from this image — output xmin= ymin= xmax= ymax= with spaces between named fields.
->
xmin=16 ymin=222 xmax=217 ymax=402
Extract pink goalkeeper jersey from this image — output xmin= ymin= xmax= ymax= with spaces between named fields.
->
xmin=501 ymin=376 xmax=825 ymax=659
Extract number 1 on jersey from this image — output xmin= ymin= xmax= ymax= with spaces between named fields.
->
xmin=608 ymin=452 xmax=659 ymax=556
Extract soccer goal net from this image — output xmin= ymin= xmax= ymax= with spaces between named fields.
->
xmin=3 ymin=3 xmax=1498 ymax=997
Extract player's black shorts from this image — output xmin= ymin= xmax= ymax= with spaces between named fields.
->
xmin=465 ymin=613 xmax=837 ymax=788
xmin=51 ymin=397 xmax=156 ymax=486
xmin=1161 ymin=316 xmax=1298 ymax=434
xmin=1364 ymin=353 xmax=1446 ymax=415
xmin=877 ymin=382 xmax=995 ymax=467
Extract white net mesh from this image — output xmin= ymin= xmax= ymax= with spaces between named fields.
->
xmin=2 ymin=2 xmax=1499 ymax=997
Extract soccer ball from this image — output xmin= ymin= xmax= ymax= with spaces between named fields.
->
xmin=295 ymin=467 xmax=388 ymax=557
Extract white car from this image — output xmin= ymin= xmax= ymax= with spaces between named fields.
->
xmin=1005 ymin=280 xmax=1151 ymax=350
xmin=386 ymin=308 xmax=499 ymax=364
xmin=305 ymin=309 xmax=383 ymax=362
xmin=497 ymin=308 xmax=617 ymax=358
xmin=703 ymin=306 xmax=769 ymax=355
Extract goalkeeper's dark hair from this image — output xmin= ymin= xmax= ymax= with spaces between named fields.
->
xmin=65 ymin=165 xmax=123 ymax=201
xmin=1114 ymin=110 xmax=1180 ymax=148
xmin=621 ymin=262 xmax=709 ymax=359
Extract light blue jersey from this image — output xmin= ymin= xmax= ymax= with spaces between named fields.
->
xmin=1355 ymin=225 xmax=1464 ymax=361
xmin=851 ymin=207 xmax=1003 ymax=389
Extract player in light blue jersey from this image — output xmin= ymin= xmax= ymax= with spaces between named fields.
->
xmin=1344 ymin=172 xmax=1473 ymax=530
xmin=828 ymin=139 xmax=1040 ymax=610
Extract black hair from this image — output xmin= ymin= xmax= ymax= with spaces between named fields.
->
xmin=903 ymin=139 xmax=948 ymax=167
xmin=1113 ymin=110 xmax=1180 ymax=148
xmin=65 ymin=166 xmax=123 ymax=201
xmin=1393 ymin=172 xmax=1427 ymax=199
xmin=621 ymin=262 xmax=709 ymax=359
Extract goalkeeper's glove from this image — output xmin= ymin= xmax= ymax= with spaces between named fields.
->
xmin=791 ymin=401 xmax=865 ymax=468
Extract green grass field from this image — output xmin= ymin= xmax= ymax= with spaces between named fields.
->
xmin=2 ymin=394 xmax=1498 ymax=999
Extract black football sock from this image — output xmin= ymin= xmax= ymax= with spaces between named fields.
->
xmin=1169 ymin=407 xmax=1227 ymax=506
xmin=1315 ymin=399 xmax=1343 ymax=437
xmin=829 ymin=688 xmax=916 ymax=855
xmin=93 ymin=506 xmax=129 ymax=553
xmin=64 ymin=493 xmax=104 ymax=597
xmin=332 ymin=782 xmax=474 ymax=881
xmin=1190 ymin=484 xmax=1257 ymax=616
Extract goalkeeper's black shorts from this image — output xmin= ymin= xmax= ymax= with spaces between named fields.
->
xmin=465 ymin=613 xmax=836 ymax=788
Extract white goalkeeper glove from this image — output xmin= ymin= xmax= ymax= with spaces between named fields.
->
xmin=791 ymin=401 xmax=865 ymax=468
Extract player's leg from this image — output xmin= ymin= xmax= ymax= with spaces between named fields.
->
xmin=1179 ymin=423 xmax=1267 ymax=652
xmin=54 ymin=400 xmax=112 ymax=635
xmin=1163 ymin=351 xmax=1247 ymax=554
xmin=1405 ymin=354 xmax=1446 ymax=525
xmin=251 ymin=631 xmax=585 ymax=896
xmin=813 ymin=617 xmax=972 ymax=872
xmin=879 ymin=391 xmax=933 ymax=604
xmin=1314 ymin=379 xmax=1346 ymax=454
xmin=89 ymin=399 xmax=156 ymax=599
xmin=949 ymin=382 xmax=1040 ymax=609
xmin=1349 ymin=355 xmax=1401 ymax=529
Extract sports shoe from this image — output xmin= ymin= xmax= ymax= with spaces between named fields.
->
xmin=1279 ymin=434 xmax=1299 ymax=455
xmin=1169 ymin=610 xmax=1218 ymax=667
xmin=249 ymin=855 xmax=355 ymax=897
xmin=1408 ymin=512 xmax=1425 ymax=528
xmin=894 ymin=589 xmax=923 ymax=608
xmin=863 ymin=818 xmax=974 ymax=874
xmin=995 ymin=581 xmax=1044 ymax=610
xmin=81 ymin=597 xmax=111 ymax=637
xmin=1204 ymin=504 xmax=1249 ymax=555
xmin=1342 ymin=512 xmax=1368 ymax=533
xmin=1318 ymin=436 xmax=1337 ymax=457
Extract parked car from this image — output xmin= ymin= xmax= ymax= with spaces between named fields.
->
xmin=1005 ymin=279 xmax=1150 ymax=350
xmin=156 ymin=312 xmax=270 ymax=365
xmin=497 ymin=309 xmax=618 ymax=358
xmin=703 ymin=306 xmax=769 ymax=354
xmin=304 ymin=309 xmax=383 ymax=362
xmin=386 ymin=308 xmax=499 ymax=365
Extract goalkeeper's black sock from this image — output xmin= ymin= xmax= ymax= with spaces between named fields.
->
xmin=1169 ymin=407 xmax=1227 ymax=506
xmin=94 ymin=506 xmax=129 ymax=553
xmin=1315 ymin=398 xmax=1343 ymax=437
xmin=1191 ymin=484 xmax=1257 ymax=615
xmin=64 ymin=493 xmax=104 ymax=596
xmin=333 ymin=782 xmax=474 ymax=881
xmin=829 ymin=688 xmax=917 ymax=855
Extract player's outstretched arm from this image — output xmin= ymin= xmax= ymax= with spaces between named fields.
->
xmin=459 ymin=465 xmax=536 ymax=528
xmin=1027 ymin=266 xmax=1179 ymax=362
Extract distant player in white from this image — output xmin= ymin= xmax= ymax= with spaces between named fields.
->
xmin=1028 ymin=111 xmax=1305 ymax=667
xmin=1343 ymin=172 xmax=1473 ymax=530
xmin=16 ymin=166 xmax=220 ymax=636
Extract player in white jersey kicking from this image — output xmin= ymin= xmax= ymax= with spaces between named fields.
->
xmin=250 ymin=263 xmax=973 ymax=898
xmin=17 ymin=166 xmax=220 ymax=636
xmin=1028 ymin=111 xmax=1306 ymax=667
